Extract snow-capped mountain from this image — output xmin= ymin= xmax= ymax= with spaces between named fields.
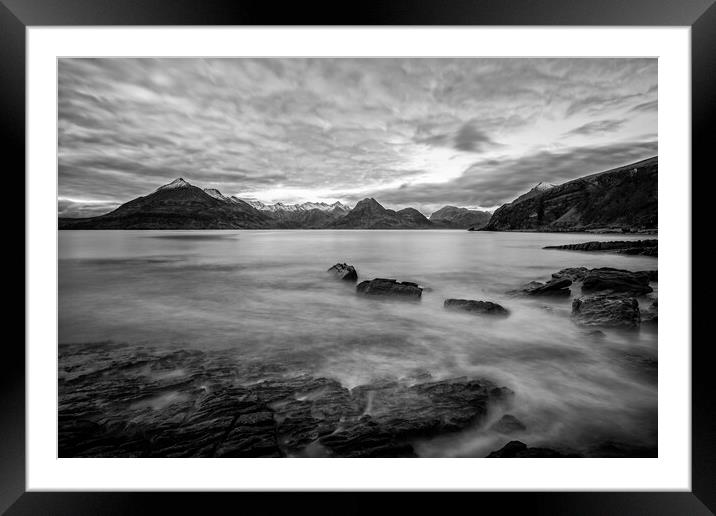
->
xmin=156 ymin=177 xmax=192 ymax=191
xmin=246 ymin=200 xmax=351 ymax=213
xmin=203 ymin=188 xmax=233 ymax=202
xmin=511 ymin=181 xmax=558 ymax=204
xmin=532 ymin=181 xmax=557 ymax=192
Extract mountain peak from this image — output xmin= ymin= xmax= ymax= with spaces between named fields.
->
xmin=157 ymin=178 xmax=192 ymax=191
xmin=203 ymin=188 xmax=230 ymax=202
xmin=532 ymin=181 xmax=556 ymax=192
xmin=355 ymin=197 xmax=382 ymax=208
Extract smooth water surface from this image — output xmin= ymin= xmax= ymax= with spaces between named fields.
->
xmin=59 ymin=230 xmax=658 ymax=456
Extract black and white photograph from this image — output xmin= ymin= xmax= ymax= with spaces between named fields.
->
xmin=57 ymin=57 xmax=658 ymax=459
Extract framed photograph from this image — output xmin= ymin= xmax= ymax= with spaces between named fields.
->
xmin=7 ymin=0 xmax=711 ymax=513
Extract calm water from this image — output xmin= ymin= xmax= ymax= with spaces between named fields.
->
xmin=59 ymin=230 xmax=658 ymax=457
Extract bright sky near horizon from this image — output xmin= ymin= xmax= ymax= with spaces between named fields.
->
xmin=58 ymin=58 xmax=657 ymax=218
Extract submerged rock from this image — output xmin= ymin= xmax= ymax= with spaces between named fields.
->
xmin=486 ymin=440 xmax=578 ymax=458
xmin=640 ymin=297 xmax=658 ymax=325
xmin=581 ymin=267 xmax=653 ymax=295
xmin=572 ymin=295 xmax=640 ymax=328
xmin=356 ymin=278 xmax=423 ymax=299
xmin=490 ymin=414 xmax=526 ymax=434
xmin=327 ymin=262 xmax=358 ymax=281
xmin=444 ymin=299 xmax=509 ymax=316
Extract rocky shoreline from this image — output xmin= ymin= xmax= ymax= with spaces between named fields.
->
xmin=58 ymin=256 xmax=657 ymax=458
xmin=59 ymin=342 xmax=516 ymax=458
xmin=543 ymin=239 xmax=657 ymax=256
xmin=59 ymin=340 xmax=655 ymax=458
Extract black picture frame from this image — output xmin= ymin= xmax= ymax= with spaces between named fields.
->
xmin=5 ymin=0 xmax=712 ymax=514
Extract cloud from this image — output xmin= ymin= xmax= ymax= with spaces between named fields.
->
xmin=58 ymin=58 xmax=657 ymax=217
xmin=58 ymin=198 xmax=120 ymax=218
xmin=563 ymin=119 xmax=625 ymax=137
xmin=629 ymin=100 xmax=658 ymax=113
xmin=361 ymin=140 xmax=658 ymax=214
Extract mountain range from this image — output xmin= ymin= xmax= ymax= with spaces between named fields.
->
xmin=58 ymin=179 xmax=490 ymax=230
xmin=481 ymin=156 xmax=657 ymax=232
xmin=58 ymin=156 xmax=657 ymax=232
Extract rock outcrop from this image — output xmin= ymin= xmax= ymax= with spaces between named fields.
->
xmin=543 ymin=239 xmax=657 ymax=256
xmin=444 ymin=299 xmax=509 ymax=316
xmin=571 ymin=295 xmax=641 ymax=328
xmin=327 ymin=263 xmax=358 ymax=281
xmin=58 ymin=343 xmax=513 ymax=458
xmin=581 ymin=268 xmax=653 ymax=295
xmin=551 ymin=267 xmax=590 ymax=282
xmin=486 ymin=440 xmax=577 ymax=458
xmin=490 ymin=414 xmax=526 ymax=434
xmin=356 ymin=278 xmax=423 ymax=299
xmin=522 ymin=278 xmax=572 ymax=296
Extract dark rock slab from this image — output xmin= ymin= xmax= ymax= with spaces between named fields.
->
xmin=526 ymin=277 xmax=572 ymax=296
xmin=572 ymin=295 xmax=640 ymax=328
xmin=510 ymin=277 xmax=572 ymax=296
xmin=486 ymin=440 xmax=579 ymax=458
xmin=552 ymin=267 xmax=589 ymax=282
xmin=327 ymin=262 xmax=358 ymax=281
xmin=581 ymin=267 xmax=653 ymax=295
xmin=490 ymin=414 xmax=526 ymax=434
xmin=639 ymin=270 xmax=658 ymax=282
xmin=543 ymin=239 xmax=658 ymax=257
xmin=320 ymin=377 xmax=514 ymax=457
xmin=444 ymin=299 xmax=509 ymax=316
xmin=356 ymin=278 xmax=422 ymax=299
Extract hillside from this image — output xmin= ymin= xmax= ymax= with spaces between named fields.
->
xmin=58 ymin=179 xmax=272 ymax=229
xmin=481 ymin=156 xmax=657 ymax=232
xmin=329 ymin=198 xmax=432 ymax=229
xmin=429 ymin=206 xmax=492 ymax=229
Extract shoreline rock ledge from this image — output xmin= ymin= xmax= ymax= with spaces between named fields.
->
xmin=356 ymin=278 xmax=423 ymax=299
xmin=444 ymin=299 xmax=509 ymax=316
xmin=327 ymin=263 xmax=358 ymax=281
xmin=572 ymin=295 xmax=640 ymax=328
xmin=543 ymin=239 xmax=657 ymax=257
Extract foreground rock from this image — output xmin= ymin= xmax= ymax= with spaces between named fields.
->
xmin=581 ymin=267 xmax=653 ymax=295
xmin=523 ymin=277 xmax=572 ymax=296
xmin=486 ymin=439 xmax=655 ymax=458
xmin=486 ymin=440 xmax=578 ymax=458
xmin=327 ymin=262 xmax=358 ymax=281
xmin=551 ymin=267 xmax=590 ymax=282
xmin=444 ymin=299 xmax=509 ymax=316
xmin=490 ymin=414 xmax=526 ymax=434
xmin=356 ymin=278 xmax=423 ymax=299
xmin=571 ymin=295 xmax=640 ymax=328
xmin=59 ymin=343 xmax=511 ymax=458
xmin=320 ymin=378 xmax=514 ymax=457
xmin=510 ymin=277 xmax=572 ymax=296
xmin=544 ymin=239 xmax=657 ymax=256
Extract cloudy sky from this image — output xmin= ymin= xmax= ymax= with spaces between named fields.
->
xmin=58 ymin=58 xmax=657 ymax=218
